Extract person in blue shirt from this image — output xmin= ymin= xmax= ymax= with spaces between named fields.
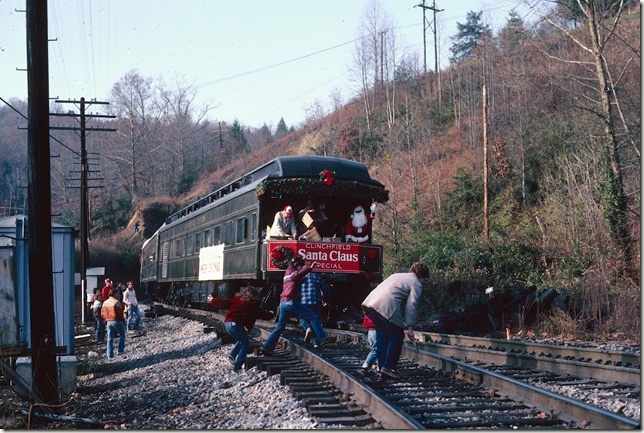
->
xmin=300 ymin=272 xmax=331 ymax=345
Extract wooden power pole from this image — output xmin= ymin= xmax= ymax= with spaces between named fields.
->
xmin=26 ymin=0 xmax=58 ymax=404
xmin=52 ymin=99 xmax=114 ymax=324
xmin=483 ymin=84 xmax=489 ymax=241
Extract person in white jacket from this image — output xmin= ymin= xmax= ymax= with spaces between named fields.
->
xmin=122 ymin=281 xmax=142 ymax=331
xmin=361 ymin=262 xmax=429 ymax=379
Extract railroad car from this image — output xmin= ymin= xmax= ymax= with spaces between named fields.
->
xmin=141 ymin=155 xmax=388 ymax=321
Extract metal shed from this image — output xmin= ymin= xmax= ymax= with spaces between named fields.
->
xmin=0 ymin=215 xmax=75 ymax=355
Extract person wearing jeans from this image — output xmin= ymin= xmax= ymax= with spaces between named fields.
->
xmin=361 ymin=314 xmax=378 ymax=371
xmin=362 ymin=262 xmax=429 ymax=379
xmin=209 ymin=287 xmax=273 ymax=372
xmin=123 ymin=281 xmax=142 ymax=331
xmin=106 ymin=320 xmax=126 ymax=358
xmin=261 ymin=257 xmax=334 ymax=355
xmin=101 ymin=288 xmax=126 ymax=358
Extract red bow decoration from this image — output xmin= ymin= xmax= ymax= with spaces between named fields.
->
xmin=320 ymin=170 xmax=334 ymax=186
xmin=270 ymin=248 xmax=283 ymax=260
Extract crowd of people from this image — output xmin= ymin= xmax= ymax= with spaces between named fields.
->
xmin=91 ymin=278 xmax=142 ymax=358
xmin=207 ymin=255 xmax=429 ymax=381
xmin=91 ymin=257 xmax=428 ymax=379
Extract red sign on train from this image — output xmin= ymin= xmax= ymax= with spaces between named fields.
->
xmin=267 ymin=240 xmax=361 ymax=273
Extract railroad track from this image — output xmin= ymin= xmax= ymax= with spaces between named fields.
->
xmin=159 ymin=303 xmax=640 ymax=429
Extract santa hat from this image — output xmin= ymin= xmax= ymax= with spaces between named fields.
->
xmin=105 ymin=278 xmax=112 ymax=285
xmin=284 ymin=206 xmax=293 ymax=216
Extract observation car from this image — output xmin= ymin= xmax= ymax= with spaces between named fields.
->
xmin=140 ymin=155 xmax=389 ymax=321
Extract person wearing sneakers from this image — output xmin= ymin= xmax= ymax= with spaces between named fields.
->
xmin=300 ymin=272 xmax=331 ymax=344
xmin=100 ymin=287 xmax=126 ymax=359
xmin=260 ymin=257 xmax=335 ymax=355
xmin=360 ymin=313 xmax=378 ymax=372
xmin=123 ymin=281 xmax=142 ymax=331
xmin=361 ymin=261 xmax=429 ymax=379
xmin=208 ymin=287 xmax=274 ymax=372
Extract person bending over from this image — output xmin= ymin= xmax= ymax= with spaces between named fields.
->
xmin=361 ymin=261 xmax=429 ymax=379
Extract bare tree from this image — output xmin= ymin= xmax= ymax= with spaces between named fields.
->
xmin=107 ymin=70 xmax=155 ymax=205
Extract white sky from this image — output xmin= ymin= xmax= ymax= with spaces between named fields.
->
xmin=0 ymin=0 xmax=530 ymax=129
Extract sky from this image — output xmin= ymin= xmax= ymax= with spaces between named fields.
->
xmin=0 ymin=0 xmax=531 ymax=130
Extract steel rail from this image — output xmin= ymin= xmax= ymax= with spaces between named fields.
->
xmin=254 ymin=327 xmax=424 ymax=429
xmin=408 ymin=340 xmax=641 ymax=385
xmin=402 ymin=344 xmax=640 ymax=430
xmin=416 ymin=332 xmax=640 ymax=368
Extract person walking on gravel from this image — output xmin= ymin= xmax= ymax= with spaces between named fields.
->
xmin=123 ymin=281 xmax=142 ymax=331
xmin=101 ymin=287 xmax=126 ymax=358
xmin=208 ymin=287 xmax=274 ymax=372
xmin=362 ymin=261 xmax=429 ymax=379
xmin=261 ymin=257 xmax=335 ymax=355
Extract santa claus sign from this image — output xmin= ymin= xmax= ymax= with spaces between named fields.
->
xmin=345 ymin=203 xmax=375 ymax=243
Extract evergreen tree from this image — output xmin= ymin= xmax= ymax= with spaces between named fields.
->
xmin=449 ymin=11 xmax=491 ymax=63
xmin=228 ymin=119 xmax=249 ymax=152
xmin=275 ymin=117 xmax=289 ymax=139
xmin=498 ymin=11 xmax=528 ymax=52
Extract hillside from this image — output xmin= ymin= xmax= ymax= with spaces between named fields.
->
xmin=87 ymin=6 xmax=640 ymax=339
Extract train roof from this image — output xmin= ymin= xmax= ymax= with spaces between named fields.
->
xmin=160 ymin=155 xmax=385 ymax=231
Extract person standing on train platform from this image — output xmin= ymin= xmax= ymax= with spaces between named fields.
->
xmin=270 ymin=205 xmax=297 ymax=238
xmin=123 ymin=281 xmax=142 ymax=332
xmin=361 ymin=261 xmax=429 ymax=379
xmin=260 ymin=257 xmax=335 ymax=355
xmin=300 ymin=272 xmax=331 ymax=344
xmin=101 ymin=287 xmax=126 ymax=358
xmin=208 ymin=287 xmax=274 ymax=372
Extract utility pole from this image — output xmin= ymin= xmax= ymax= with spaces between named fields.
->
xmin=52 ymin=99 xmax=115 ymax=323
xmin=415 ymin=0 xmax=443 ymax=105
xmin=26 ymin=0 xmax=58 ymax=404
xmin=218 ymin=121 xmax=224 ymax=149
xmin=482 ymin=84 xmax=489 ymax=241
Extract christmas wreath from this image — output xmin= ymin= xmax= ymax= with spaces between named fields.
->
xmin=270 ymin=245 xmax=295 ymax=269
xmin=320 ymin=170 xmax=335 ymax=186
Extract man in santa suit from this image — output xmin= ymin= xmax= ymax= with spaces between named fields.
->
xmin=345 ymin=203 xmax=376 ymax=243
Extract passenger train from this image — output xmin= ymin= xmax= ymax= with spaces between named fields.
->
xmin=140 ymin=155 xmax=389 ymax=321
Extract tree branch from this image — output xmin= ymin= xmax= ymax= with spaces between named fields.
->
xmin=527 ymin=0 xmax=593 ymax=53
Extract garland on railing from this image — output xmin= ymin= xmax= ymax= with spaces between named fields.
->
xmin=270 ymin=245 xmax=295 ymax=269
xmin=256 ymin=177 xmax=389 ymax=203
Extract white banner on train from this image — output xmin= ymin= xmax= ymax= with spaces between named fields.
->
xmin=198 ymin=244 xmax=224 ymax=281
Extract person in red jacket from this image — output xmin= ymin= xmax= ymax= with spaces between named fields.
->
xmin=208 ymin=287 xmax=274 ymax=372
xmin=101 ymin=278 xmax=114 ymax=304
xmin=361 ymin=314 xmax=378 ymax=372
xmin=260 ymin=257 xmax=335 ymax=355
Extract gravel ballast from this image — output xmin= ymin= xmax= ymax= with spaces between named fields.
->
xmin=66 ymin=304 xmax=324 ymax=429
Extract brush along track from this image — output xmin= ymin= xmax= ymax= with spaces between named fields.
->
xmin=159 ymin=303 xmax=639 ymax=429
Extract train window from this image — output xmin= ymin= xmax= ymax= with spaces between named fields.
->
xmin=214 ymin=225 xmax=222 ymax=245
xmin=194 ymin=232 xmax=202 ymax=252
xmin=175 ymin=238 xmax=184 ymax=258
xmin=204 ymin=229 xmax=212 ymax=247
xmin=236 ymin=217 xmax=247 ymax=244
xmin=186 ymin=235 xmax=193 ymax=256
xmin=251 ymin=213 xmax=257 ymax=241
xmin=224 ymin=221 xmax=233 ymax=246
